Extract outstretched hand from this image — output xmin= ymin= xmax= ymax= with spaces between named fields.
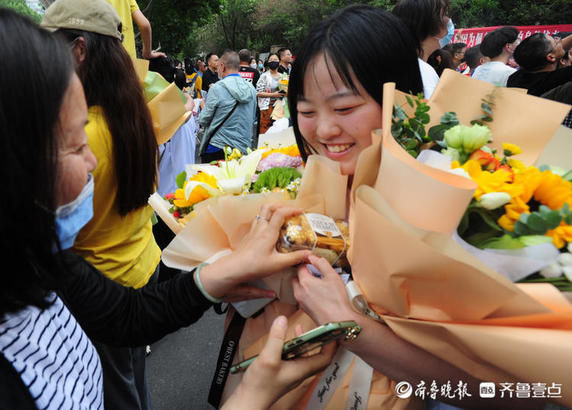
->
xmin=222 ymin=316 xmax=336 ymax=410
xmin=199 ymin=203 xmax=311 ymax=300
xmin=292 ymin=255 xmax=358 ymax=326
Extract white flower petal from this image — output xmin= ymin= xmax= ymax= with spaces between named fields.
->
xmin=184 ymin=181 xmax=220 ymax=200
xmin=557 ymin=252 xmax=572 ymax=267
xmin=477 ymin=192 xmax=512 ymax=210
xmin=539 ymin=262 xmax=562 ymax=279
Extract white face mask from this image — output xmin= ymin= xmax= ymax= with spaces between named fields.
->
xmin=250 ymin=63 xmax=257 ymax=69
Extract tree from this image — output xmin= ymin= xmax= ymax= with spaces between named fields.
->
xmin=0 ymin=0 xmax=42 ymax=22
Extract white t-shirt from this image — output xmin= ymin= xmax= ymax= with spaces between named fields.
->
xmin=418 ymin=58 xmax=440 ymax=99
xmin=472 ymin=61 xmax=516 ymax=87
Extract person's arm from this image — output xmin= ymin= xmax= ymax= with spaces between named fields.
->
xmin=57 ymin=251 xmax=212 ymax=347
xmin=293 ymin=256 xmax=545 ymax=410
xmin=222 ymin=316 xmax=336 ymax=410
xmin=131 ymin=9 xmax=166 ymax=60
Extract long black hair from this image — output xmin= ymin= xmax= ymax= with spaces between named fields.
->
xmin=57 ymin=29 xmax=157 ymax=216
xmin=392 ymin=0 xmax=450 ymax=57
xmin=288 ymin=5 xmax=423 ymax=161
xmin=0 ymin=9 xmax=74 ymax=315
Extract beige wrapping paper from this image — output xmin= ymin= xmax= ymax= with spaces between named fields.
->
xmin=228 ymin=73 xmax=572 ymax=408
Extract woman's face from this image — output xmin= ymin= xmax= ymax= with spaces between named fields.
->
xmin=296 ymin=54 xmax=382 ymax=176
xmin=55 ymin=73 xmax=97 ymax=207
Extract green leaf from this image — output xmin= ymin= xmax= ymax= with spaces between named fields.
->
xmin=527 ymin=213 xmax=548 ymax=233
xmin=405 ymin=139 xmax=418 ymax=150
xmin=472 ymin=208 xmax=503 ymax=231
xmin=478 ymin=234 xmax=525 ymax=249
xmin=405 ymin=95 xmax=414 ymax=107
xmin=539 ymin=205 xmax=552 ymax=216
xmin=458 ymin=211 xmax=470 ymax=236
xmin=406 ymin=149 xmax=418 ymax=158
xmin=466 ymin=230 xmax=501 ymax=248
xmin=519 ymin=213 xmax=530 ymax=224
xmin=513 ymin=221 xmax=529 ymax=236
xmin=537 ymin=164 xmax=550 ymax=172
xmin=519 ymin=235 xmax=554 ymax=246
xmin=428 ymin=124 xmax=451 ymax=142
xmin=545 ymin=211 xmax=562 ymax=230
xmin=176 ymin=171 xmax=187 ymax=189
xmin=440 ymin=112 xmax=459 ymax=126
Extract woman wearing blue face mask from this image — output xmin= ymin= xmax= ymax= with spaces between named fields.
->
xmin=0 ymin=9 xmax=333 ymax=409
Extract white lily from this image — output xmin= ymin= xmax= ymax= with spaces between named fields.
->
xmin=477 ymin=192 xmax=512 ymax=210
xmin=192 ymin=148 xmax=264 ymax=194
xmin=539 ymin=262 xmax=562 ymax=279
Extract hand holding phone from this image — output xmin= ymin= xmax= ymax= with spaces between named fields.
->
xmin=230 ymin=320 xmax=361 ymax=374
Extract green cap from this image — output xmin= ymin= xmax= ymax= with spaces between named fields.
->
xmin=41 ymin=0 xmax=123 ymax=41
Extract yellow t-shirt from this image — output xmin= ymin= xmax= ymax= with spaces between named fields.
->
xmin=105 ymin=0 xmax=139 ymax=58
xmin=185 ymin=72 xmax=202 ymax=98
xmin=73 ymin=106 xmax=160 ymax=289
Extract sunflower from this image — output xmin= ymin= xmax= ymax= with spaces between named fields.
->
xmin=261 ymin=145 xmax=301 ymax=159
xmin=534 ymin=170 xmax=572 ymax=210
xmin=173 ymin=172 xmax=218 ymax=208
xmin=546 ymin=223 xmax=572 ymax=249
xmin=457 ymin=160 xmax=522 ymax=200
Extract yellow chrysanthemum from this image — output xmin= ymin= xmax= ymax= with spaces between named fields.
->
xmin=461 ymin=160 xmax=522 ymax=200
xmin=534 ymin=170 xmax=572 ymax=210
xmin=502 ymin=143 xmax=522 ymax=156
xmin=497 ymin=196 xmax=530 ymax=231
xmin=261 ymin=145 xmax=301 ymax=159
xmin=173 ymin=172 xmax=218 ymax=207
xmin=546 ymin=223 xmax=572 ymax=249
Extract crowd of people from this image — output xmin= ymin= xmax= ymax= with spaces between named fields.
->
xmin=1 ymin=0 xmax=571 ymax=409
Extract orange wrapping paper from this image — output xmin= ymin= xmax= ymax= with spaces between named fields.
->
xmin=226 ymin=72 xmax=572 ymax=408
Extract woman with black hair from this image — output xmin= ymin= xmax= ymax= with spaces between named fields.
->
xmin=280 ymin=5 xmax=529 ymax=408
xmin=392 ymin=0 xmax=450 ymax=98
xmin=0 ymin=8 xmax=332 ymax=409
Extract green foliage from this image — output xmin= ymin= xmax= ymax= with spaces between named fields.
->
xmin=513 ymin=204 xmax=572 ymax=236
xmin=0 ymin=0 xmax=42 ymax=22
xmin=175 ymin=171 xmax=187 ymax=189
xmin=252 ymin=167 xmax=301 ymax=193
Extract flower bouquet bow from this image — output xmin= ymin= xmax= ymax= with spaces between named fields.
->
xmin=348 ymin=70 xmax=572 ymax=407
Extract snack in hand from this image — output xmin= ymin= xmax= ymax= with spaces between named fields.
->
xmin=277 ymin=213 xmax=349 ymax=267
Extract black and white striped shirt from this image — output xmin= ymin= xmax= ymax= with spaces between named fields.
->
xmin=0 ymin=294 xmax=103 ymax=409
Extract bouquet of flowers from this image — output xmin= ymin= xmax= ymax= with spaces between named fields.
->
xmin=149 ymin=145 xmax=303 ymax=233
xmin=391 ymin=83 xmax=572 ymax=288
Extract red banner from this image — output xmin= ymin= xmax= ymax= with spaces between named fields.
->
xmin=452 ymin=24 xmax=572 ymax=48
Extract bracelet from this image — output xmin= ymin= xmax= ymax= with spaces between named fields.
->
xmin=193 ymin=263 xmax=223 ymax=304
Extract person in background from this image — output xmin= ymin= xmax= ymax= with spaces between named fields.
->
xmin=442 ymin=41 xmax=467 ymax=70
xmin=249 ymin=56 xmax=257 ymax=69
xmin=471 ymin=26 xmax=519 ymax=86
xmin=238 ymin=48 xmax=260 ymax=88
xmin=104 ymin=0 xmax=165 ymax=59
xmin=393 ymin=0 xmax=450 ymax=98
xmin=555 ymin=32 xmax=572 ymax=68
xmin=258 ymin=58 xmax=264 ymax=72
xmin=427 ymin=47 xmax=455 ymax=77
xmin=463 ymin=45 xmax=487 ymax=76
xmin=256 ymin=52 xmax=283 ymax=134
xmin=202 ymin=52 xmax=220 ymax=93
xmin=185 ymin=56 xmax=202 ymax=98
xmin=198 ymin=50 xmax=257 ymax=162
xmin=0 ymin=8 xmax=334 ymax=409
xmin=277 ymin=47 xmax=292 ymax=74
xmin=507 ymin=32 xmax=572 ymax=96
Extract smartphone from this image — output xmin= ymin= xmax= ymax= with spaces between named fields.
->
xmin=230 ymin=321 xmax=360 ymax=374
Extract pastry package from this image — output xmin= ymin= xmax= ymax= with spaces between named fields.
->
xmin=277 ymin=213 xmax=349 ymax=267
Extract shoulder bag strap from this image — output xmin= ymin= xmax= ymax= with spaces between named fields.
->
xmin=200 ymin=100 xmax=240 ymax=155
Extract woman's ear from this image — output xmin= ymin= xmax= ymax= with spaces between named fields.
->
xmin=71 ymin=37 xmax=87 ymax=65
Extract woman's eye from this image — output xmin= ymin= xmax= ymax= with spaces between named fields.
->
xmin=334 ymin=106 xmax=356 ymax=113
xmin=298 ymin=109 xmax=314 ymax=116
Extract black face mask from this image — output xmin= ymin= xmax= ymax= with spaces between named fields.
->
xmin=268 ymin=61 xmax=279 ymax=70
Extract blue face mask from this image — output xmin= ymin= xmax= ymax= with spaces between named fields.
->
xmin=54 ymin=174 xmax=94 ymax=250
xmin=258 ymin=64 xmax=263 ymax=70
xmin=439 ymin=18 xmax=455 ymax=48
